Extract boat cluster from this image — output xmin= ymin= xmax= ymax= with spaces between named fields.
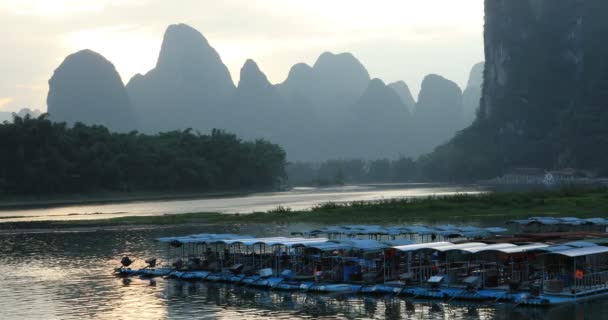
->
xmin=293 ymin=224 xmax=508 ymax=240
xmin=508 ymin=217 xmax=608 ymax=233
xmin=114 ymin=221 xmax=608 ymax=306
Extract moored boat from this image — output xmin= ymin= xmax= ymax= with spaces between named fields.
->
xmin=112 ymin=219 xmax=608 ymax=305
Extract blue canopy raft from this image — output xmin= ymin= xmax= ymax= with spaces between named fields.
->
xmin=114 ymin=219 xmax=608 ymax=306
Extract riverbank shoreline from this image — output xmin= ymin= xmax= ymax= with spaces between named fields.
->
xmin=0 ymin=183 xmax=445 ymax=210
xmin=1 ymin=187 xmax=606 ymax=232
xmin=0 ymin=189 xmax=265 ymax=210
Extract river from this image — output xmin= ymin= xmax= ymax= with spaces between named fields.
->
xmin=0 ymin=223 xmax=605 ymax=320
xmin=1 ymin=184 xmax=606 ymax=319
xmin=0 ymin=183 xmax=484 ymax=222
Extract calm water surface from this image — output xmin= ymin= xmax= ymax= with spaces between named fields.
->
xmin=0 ymin=184 xmax=483 ymax=222
xmin=1 ymin=224 xmax=607 ymax=320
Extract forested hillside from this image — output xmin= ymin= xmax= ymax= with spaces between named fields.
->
xmin=0 ymin=115 xmax=286 ymax=195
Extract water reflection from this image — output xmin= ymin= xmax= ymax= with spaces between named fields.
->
xmin=0 ymin=224 xmax=606 ymax=319
xmin=0 ymin=184 xmax=484 ymax=222
xmin=162 ymin=280 xmax=495 ymax=319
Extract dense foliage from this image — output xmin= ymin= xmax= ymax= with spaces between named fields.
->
xmin=0 ymin=115 xmax=286 ymax=195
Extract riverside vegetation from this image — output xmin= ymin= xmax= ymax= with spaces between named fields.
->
xmin=0 ymin=115 xmax=286 ymax=196
xmin=2 ymin=187 xmax=607 ymax=230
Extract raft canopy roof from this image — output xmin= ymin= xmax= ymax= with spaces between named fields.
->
xmin=508 ymin=217 xmax=608 ymax=226
xmin=382 ymin=239 xmax=417 ymax=247
xmin=335 ymin=239 xmax=389 ymax=251
xmin=304 ymin=239 xmax=390 ymax=252
xmin=393 ymin=242 xmax=454 ymax=252
xmin=542 ymin=246 xmax=608 ymax=258
xmin=156 ymin=233 xmax=253 ymax=244
xmin=221 ymin=237 xmax=330 ymax=247
xmin=156 ymin=234 xmax=608 ymax=258
xmin=491 ymin=243 xmax=549 ymax=253
xmin=432 ymin=242 xmax=488 ymax=252
xmin=301 ymin=224 xmax=508 ymax=237
xmin=304 ymin=242 xmax=352 ymax=252
xmin=462 ymin=243 xmax=518 ymax=254
xmin=158 ymin=234 xmax=414 ymax=249
xmin=538 ymin=241 xmax=598 ymax=252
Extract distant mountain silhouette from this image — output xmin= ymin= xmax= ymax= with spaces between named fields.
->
xmin=225 ymin=59 xmax=287 ymax=140
xmin=462 ymin=62 xmax=484 ymax=125
xmin=45 ymin=23 xmax=479 ymax=161
xmin=388 ymin=81 xmax=416 ymax=112
xmin=126 ymin=23 xmax=235 ymax=133
xmin=47 ymin=49 xmax=135 ymax=132
xmin=414 ymin=74 xmax=463 ymax=154
xmin=346 ymin=78 xmax=412 ymax=158
xmin=277 ymin=52 xmax=370 ymax=122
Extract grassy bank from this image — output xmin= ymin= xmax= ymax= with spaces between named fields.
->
xmin=2 ymin=187 xmax=607 ymax=230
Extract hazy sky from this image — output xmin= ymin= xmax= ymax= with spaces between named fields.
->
xmin=0 ymin=0 xmax=484 ymax=112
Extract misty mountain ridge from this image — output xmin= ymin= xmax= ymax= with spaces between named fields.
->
xmin=224 ymin=59 xmax=288 ymax=142
xmin=47 ymin=23 xmax=476 ymax=161
xmin=388 ymin=81 xmax=416 ymax=112
xmin=412 ymin=74 xmax=464 ymax=155
xmin=126 ymin=23 xmax=234 ymax=133
xmin=346 ymin=78 xmax=412 ymax=158
xmin=47 ymin=49 xmax=136 ymax=132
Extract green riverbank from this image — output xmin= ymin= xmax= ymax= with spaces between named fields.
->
xmin=2 ymin=187 xmax=607 ymax=231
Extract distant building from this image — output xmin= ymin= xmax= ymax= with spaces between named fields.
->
xmin=483 ymin=167 xmax=608 ymax=186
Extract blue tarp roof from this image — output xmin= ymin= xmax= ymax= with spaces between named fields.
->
xmin=302 ymin=224 xmax=506 ymax=238
xmin=538 ymin=241 xmax=606 ymax=255
xmin=393 ymin=242 xmax=454 ymax=252
xmin=156 ymin=233 xmax=252 ymax=244
xmin=542 ymin=246 xmax=608 ymax=258
xmin=508 ymin=217 xmax=608 ymax=226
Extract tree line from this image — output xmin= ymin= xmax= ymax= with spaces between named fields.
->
xmin=0 ymin=115 xmax=286 ymax=195
xmin=286 ymin=158 xmax=420 ymax=186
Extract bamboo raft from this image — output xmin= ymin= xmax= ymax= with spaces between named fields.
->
xmin=114 ymin=219 xmax=608 ymax=306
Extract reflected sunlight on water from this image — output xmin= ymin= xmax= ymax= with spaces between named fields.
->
xmin=0 ymin=222 xmax=606 ymax=319
xmin=0 ymin=184 xmax=484 ymax=222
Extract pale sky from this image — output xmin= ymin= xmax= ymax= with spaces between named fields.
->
xmin=0 ymin=0 xmax=484 ymax=112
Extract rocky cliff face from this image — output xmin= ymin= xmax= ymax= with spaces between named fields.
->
xmin=423 ymin=0 xmax=608 ymax=180
xmin=480 ymin=0 xmax=588 ymax=168
xmin=47 ymin=49 xmax=135 ymax=132
xmin=126 ymin=23 xmax=235 ymax=132
xmin=462 ymin=62 xmax=484 ymax=125
xmin=481 ymin=0 xmax=582 ymax=123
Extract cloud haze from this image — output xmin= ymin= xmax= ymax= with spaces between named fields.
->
xmin=0 ymin=0 xmax=483 ymax=111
